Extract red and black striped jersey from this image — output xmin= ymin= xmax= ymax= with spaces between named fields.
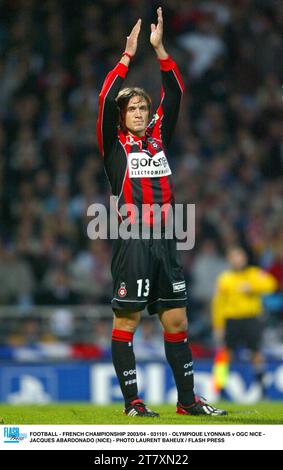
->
xmin=96 ymin=56 xmax=184 ymax=226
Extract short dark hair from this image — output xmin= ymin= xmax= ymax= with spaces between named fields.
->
xmin=116 ymin=87 xmax=151 ymax=131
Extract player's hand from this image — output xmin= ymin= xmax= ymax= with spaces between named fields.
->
xmin=150 ymin=7 xmax=163 ymax=49
xmin=125 ymin=18 xmax=142 ymax=57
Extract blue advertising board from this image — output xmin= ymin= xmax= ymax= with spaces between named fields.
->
xmin=0 ymin=361 xmax=282 ymax=403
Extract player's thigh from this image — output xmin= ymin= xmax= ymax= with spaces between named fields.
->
xmin=158 ymin=238 xmax=187 ymax=296
xmin=113 ymin=309 xmax=141 ymax=332
xmin=147 ymin=237 xmax=187 ymax=315
xmin=111 ymin=237 xmax=153 ymax=311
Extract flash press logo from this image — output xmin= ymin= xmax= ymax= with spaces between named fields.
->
xmin=3 ymin=426 xmax=27 ymax=443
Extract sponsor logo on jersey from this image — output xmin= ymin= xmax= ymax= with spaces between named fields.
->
xmin=128 ymin=150 xmax=172 ymax=178
xmin=172 ymin=281 xmax=186 ymax=292
xmin=118 ymin=282 xmax=127 ymax=297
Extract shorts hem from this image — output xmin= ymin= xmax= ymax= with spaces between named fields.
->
xmin=111 ymin=298 xmax=147 ymax=313
xmin=111 ymin=296 xmax=188 ymax=314
xmin=147 ymin=297 xmax=188 ymax=315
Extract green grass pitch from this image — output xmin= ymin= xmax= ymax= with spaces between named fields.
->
xmin=0 ymin=402 xmax=283 ymax=425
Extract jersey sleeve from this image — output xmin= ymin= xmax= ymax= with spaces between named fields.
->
xmin=248 ymin=267 xmax=278 ymax=294
xmin=149 ymin=56 xmax=184 ymax=149
xmin=96 ymin=62 xmax=128 ymax=158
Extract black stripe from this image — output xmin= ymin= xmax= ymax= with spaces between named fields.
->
xmin=150 ymin=177 xmax=163 ymax=205
xmin=131 ymin=179 xmax=144 ymax=206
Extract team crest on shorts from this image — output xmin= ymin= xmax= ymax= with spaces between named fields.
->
xmin=118 ymin=282 xmax=127 ymax=297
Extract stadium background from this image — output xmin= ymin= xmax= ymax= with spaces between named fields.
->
xmin=0 ymin=0 xmax=282 ymax=404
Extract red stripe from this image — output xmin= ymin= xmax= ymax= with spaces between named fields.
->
xmin=159 ymin=56 xmax=175 ymax=71
xmin=96 ymin=95 xmax=105 ymax=157
xmin=172 ymin=67 xmax=185 ymax=93
xmin=123 ymin=171 xmax=135 ymax=224
xmin=159 ymin=56 xmax=185 ymax=92
xmin=121 ymin=141 xmax=136 ymax=224
xmin=164 ymin=331 xmax=187 ymax=343
xmin=112 ymin=329 xmax=134 ymax=342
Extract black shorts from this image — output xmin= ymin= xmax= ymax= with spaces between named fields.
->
xmin=111 ymin=235 xmax=187 ymax=315
xmin=225 ymin=317 xmax=263 ymax=352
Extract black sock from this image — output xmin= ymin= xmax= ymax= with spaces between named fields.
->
xmin=164 ymin=331 xmax=195 ymax=406
xmin=112 ymin=329 xmax=139 ymax=406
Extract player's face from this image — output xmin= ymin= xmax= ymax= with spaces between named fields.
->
xmin=228 ymin=248 xmax=247 ymax=271
xmin=124 ymin=96 xmax=149 ymax=137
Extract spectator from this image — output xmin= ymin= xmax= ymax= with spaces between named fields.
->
xmin=0 ymin=242 xmax=34 ymax=306
xmin=191 ymin=239 xmax=228 ymax=305
xmin=36 ymin=267 xmax=81 ymax=306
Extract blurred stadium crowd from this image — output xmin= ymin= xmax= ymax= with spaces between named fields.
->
xmin=0 ymin=0 xmax=282 ymax=360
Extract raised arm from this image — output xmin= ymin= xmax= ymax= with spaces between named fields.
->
xmin=96 ymin=19 xmax=141 ymax=158
xmin=149 ymin=7 xmax=184 ymax=148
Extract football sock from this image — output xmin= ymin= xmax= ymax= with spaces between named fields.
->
xmin=112 ymin=329 xmax=139 ymax=406
xmin=164 ymin=331 xmax=195 ymax=406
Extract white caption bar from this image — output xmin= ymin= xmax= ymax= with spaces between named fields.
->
xmin=1 ymin=425 xmax=283 ymax=450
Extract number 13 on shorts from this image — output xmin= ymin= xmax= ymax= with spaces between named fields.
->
xmin=137 ymin=278 xmax=150 ymax=297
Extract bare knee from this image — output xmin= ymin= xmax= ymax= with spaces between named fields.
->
xmin=159 ymin=308 xmax=188 ymax=334
xmin=168 ymin=317 xmax=188 ymax=333
xmin=113 ymin=310 xmax=141 ymax=333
